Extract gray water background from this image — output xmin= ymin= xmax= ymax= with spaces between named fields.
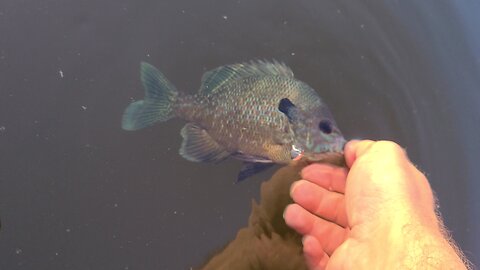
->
xmin=0 ymin=0 xmax=479 ymax=269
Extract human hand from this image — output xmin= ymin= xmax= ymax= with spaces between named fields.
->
xmin=283 ymin=140 xmax=468 ymax=269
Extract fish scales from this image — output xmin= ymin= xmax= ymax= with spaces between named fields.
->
xmin=175 ymin=76 xmax=315 ymax=159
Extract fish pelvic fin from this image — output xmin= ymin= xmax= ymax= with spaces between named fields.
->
xmin=237 ymin=162 xmax=274 ymax=182
xmin=122 ymin=62 xmax=178 ymax=131
xmin=179 ymin=123 xmax=230 ymax=163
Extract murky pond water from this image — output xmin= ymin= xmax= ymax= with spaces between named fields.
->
xmin=1 ymin=0 xmax=478 ymax=268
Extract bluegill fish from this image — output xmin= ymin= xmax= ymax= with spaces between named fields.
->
xmin=122 ymin=60 xmax=346 ymax=181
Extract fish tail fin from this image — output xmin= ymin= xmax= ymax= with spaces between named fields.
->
xmin=122 ymin=62 xmax=178 ymax=131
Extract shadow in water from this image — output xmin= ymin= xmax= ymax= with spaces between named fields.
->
xmin=201 ymin=155 xmax=345 ymax=269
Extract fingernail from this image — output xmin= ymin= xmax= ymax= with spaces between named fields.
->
xmin=283 ymin=204 xmax=293 ymax=220
xmin=290 ymin=181 xmax=300 ymax=196
xmin=302 ymin=235 xmax=313 ymax=246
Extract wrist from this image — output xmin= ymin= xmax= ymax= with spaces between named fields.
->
xmin=387 ymin=215 xmax=468 ymax=269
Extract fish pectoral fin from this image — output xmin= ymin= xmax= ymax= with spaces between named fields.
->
xmin=272 ymin=132 xmax=291 ymax=145
xmin=237 ymin=162 xmax=274 ymax=182
xmin=179 ymin=123 xmax=230 ymax=163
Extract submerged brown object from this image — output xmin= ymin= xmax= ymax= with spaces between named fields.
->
xmin=200 ymin=154 xmax=345 ymax=270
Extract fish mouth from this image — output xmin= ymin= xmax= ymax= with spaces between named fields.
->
xmin=331 ymin=138 xmax=347 ymax=152
xmin=294 ymin=138 xmax=347 ymax=162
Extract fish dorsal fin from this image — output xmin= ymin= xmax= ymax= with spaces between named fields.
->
xmin=199 ymin=60 xmax=294 ymax=95
xmin=179 ymin=123 xmax=230 ymax=163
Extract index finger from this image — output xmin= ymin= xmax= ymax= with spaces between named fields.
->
xmin=301 ymin=163 xmax=347 ymax=194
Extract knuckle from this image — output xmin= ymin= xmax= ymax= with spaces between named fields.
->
xmin=372 ymin=140 xmax=406 ymax=156
xmin=374 ymin=140 xmax=402 ymax=151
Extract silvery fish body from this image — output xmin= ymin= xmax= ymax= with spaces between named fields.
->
xmin=122 ymin=61 xmax=345 ymax=181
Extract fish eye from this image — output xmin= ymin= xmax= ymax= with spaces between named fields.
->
xmin=318 ymin=120 xmax=333 ymax=134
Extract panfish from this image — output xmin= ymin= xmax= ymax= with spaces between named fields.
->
xmin=122 ymin=60 xmax=346 ymax=181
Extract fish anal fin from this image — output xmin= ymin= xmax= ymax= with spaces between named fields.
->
xmin=179 ymin=123 xmax=230 ymax=163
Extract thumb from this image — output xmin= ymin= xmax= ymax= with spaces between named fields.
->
xmin=344 ymin=140 xmax=375 ymax=168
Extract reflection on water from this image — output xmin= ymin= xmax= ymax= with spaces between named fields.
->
xmin=0 ymin=0 xmax=478 ymax=269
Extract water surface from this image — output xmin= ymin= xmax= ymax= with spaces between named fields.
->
xmin=0 ymin=0 xmax=479 ymax=268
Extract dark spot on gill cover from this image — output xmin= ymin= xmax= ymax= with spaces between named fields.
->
xmin=278 ymin=98 xmax=295 ymax=120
